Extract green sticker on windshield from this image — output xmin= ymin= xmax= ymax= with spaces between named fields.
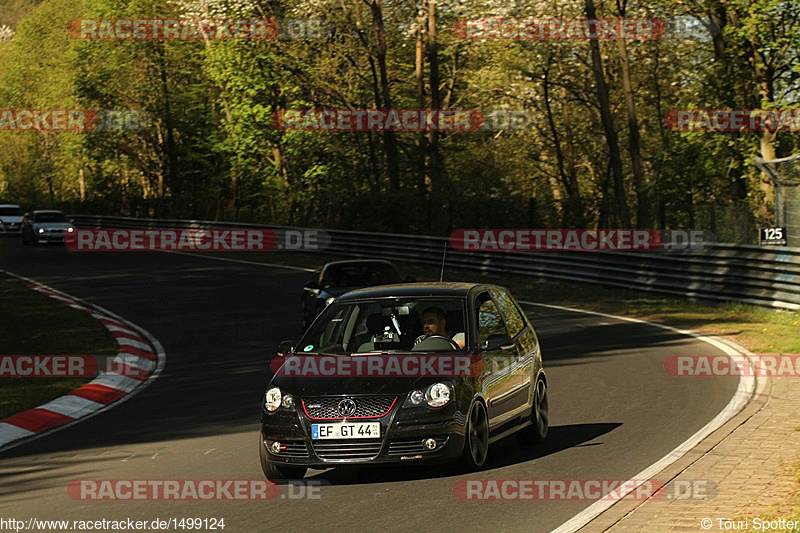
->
xmin=303 ymin=345 xmax=314 ymax=352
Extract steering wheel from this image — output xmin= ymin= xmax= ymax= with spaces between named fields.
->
xmin=426 ymin=335 xmax=460 ymax=350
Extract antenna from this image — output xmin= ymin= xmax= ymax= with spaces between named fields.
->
xmin=439 ymin=241 xmax=447 ymax=282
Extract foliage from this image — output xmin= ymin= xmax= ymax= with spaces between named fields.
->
xmin=1 ymin=0 xmax=798 ymax=239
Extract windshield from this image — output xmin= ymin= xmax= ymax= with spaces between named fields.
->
xmin=35 ymin=212 xmax=68 ymax=223
xmin=0 ymin=207 xmax=21 ymax=216
xmin=298 ymin=297 xmax=467 ymax=354
xmin=321 ymin=263 xmax=401 ymax=289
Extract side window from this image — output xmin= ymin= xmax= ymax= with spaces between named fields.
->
xmin=490 ymin=289 xmax=526 ymax=338
xmin=475 ymin=293 xmax=508 ymax=346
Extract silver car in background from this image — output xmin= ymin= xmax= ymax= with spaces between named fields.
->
xmin=0 ymin=204 xmax=23 ymax=234
xmin=21 ymin=210 xmax=75 ymax=244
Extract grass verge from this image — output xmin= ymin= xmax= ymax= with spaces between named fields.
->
xmin=0 ymin=274 xmax=118 ymax=419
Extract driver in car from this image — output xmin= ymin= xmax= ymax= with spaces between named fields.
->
xmin=414 ymin=307 xmax=466 ymax=348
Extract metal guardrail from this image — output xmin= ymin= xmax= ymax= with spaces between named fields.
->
xmin=68 ymin=214 xmax=800 ymax=310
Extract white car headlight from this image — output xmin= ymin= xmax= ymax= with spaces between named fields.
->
xmin=425 ymin=383 xmax=452 ymax=407
xmin=403 ymin=383 xmax=452 ymax=408
xmin=37 ymin=228 xmax=45 ymax=234
xmin=67 ymin=227 xmax=74 ymax=232
xmin=265 ymin=387 xmax=282 ymax=412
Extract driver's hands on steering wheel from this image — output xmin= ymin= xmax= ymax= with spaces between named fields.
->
xmin=422 ymin=335 xmax=460 ymax=350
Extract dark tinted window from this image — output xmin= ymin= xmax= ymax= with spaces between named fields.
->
xmin=475 ymin=293 xmax=508 ymax=345
xmin=321 ymin=263 xmax=401 ymax=288
xmin=490 ymin=288 xmax=526 ymax=338
xmin=298 ymin=297 xmax=466 ymax=354
xmin=34 ymin=212 xmax=68 ymax=222
xmin=0 ymin=207 xmax=21 ymax=216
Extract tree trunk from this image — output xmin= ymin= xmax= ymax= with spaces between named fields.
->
xmin=752 ymin=44 xmax=776 ymax=215
xmin=427 ymin=0 xmax=443 ymax=197
xmin=584 ymin=0 xmax=630 ymax=228
xmin=416 ymin=21 xmax=427 ymax=197
xmin=617 ymin=33 xmax=648 ymax=228
xmin=367 ymin=0 xmax=400 ymax=192
xmin=155 ymin=45 xmax=176 ymax=216
xmin=543 ymin=55 xmax=584 ymax=228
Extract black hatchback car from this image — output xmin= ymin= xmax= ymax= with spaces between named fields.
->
xmin=260 ymin=282 xmax=548 ymax=479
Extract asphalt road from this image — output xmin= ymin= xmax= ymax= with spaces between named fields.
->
xmin=0 ymin=237 xmax=740 ymax=533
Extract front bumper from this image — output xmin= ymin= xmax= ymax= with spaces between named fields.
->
xmin=0 ymin=224 xmax=21 ymax=234
xmin=261 ymin=398 xmax=466 ymax=467
xmin=34 ymin=231 xmax=67 ymax=242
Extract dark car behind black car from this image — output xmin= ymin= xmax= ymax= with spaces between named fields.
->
xmin=300 ymin=259 xmax=412 ymax=329
xmin=261 ymin=282 xmax=548 ymax=479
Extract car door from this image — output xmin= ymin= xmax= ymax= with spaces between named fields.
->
xmin=490 ymin=288 xmax=537 ymax=411
xmin=474 ymin=291 xmax=526 ymax=425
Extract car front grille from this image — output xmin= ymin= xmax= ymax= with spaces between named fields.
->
xmin=311 ymin=439 xmax=383 ymax=460
xmin=301 ymin=396 xmax=396 ymax=420
xmin=387 ymin=436 xmax=449 ymax=456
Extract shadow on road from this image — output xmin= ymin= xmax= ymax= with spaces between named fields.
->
xmin=306 ymin=422 xmax=622 ymax=485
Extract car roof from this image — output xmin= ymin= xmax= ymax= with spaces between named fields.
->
xmin=336 ymin=282 xmax=499 ymax=301
xmin=323 ymin=259 xmax=396 ymax=269
xmin=31 ymin=210 xmax=65 ymax=214
xmin=0 ymin=204 xmax=21 ymax=208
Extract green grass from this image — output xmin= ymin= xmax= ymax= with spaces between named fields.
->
xmin=0 ymin=274 xmax=118 ymax=419
xmin=195 ymin=249 xmax=800 ymax=354
xmin=739 ymin=461 xmax=800 ymax=532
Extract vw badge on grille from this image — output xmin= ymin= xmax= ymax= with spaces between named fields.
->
xmin=337 ymin=399 xmax=357 ymax=417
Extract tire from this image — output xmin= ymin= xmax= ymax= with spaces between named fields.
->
xmin=259 ymin=436 xmax=307 ymax=480
xmin=517 ymin=376 xmax=548 ymax=444
xmin=461 ymin=400 xmax=489 ymax=470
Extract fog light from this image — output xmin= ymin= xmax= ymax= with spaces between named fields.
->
xmin=270 ymin=441 xmax=281 ymax=454
xmin=423 ymin=438 xmax=437 ymax=450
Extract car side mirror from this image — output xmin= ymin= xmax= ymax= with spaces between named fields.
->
xmin=481 ymin=334 xmax=514 ymax=351
xmin=404 ymin=275 xmax=416 ymax=283
xmin=305 ymin=280 xmax=319 ymax=290
xmin=277 ymin=340 xmax=296 ymax=357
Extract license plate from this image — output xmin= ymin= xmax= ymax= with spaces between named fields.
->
xmin=311 ymin=422 xmax=380 ymax=440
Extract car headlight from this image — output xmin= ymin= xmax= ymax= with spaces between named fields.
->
xmin=325 ymin=297 xmax=335 ymax=306
xmin=425 ymin=383 xmax=452 ymax=407
xmin=67 ymin=227 xmax=74 ymax=232
xmin=265 ymin=387 xmax=282 ymax=412
xmin=37 ymin=228 xmax=45 ymax=234
xmin=404 ymin=389 xmax=425 ymax=407
xmin=265 ymin=387 xmax=294 ymax=413
xmin=281 ymin=393 xmax=294 ymax=409
xmin=403 ymin=383 xmax=452 ymax=408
